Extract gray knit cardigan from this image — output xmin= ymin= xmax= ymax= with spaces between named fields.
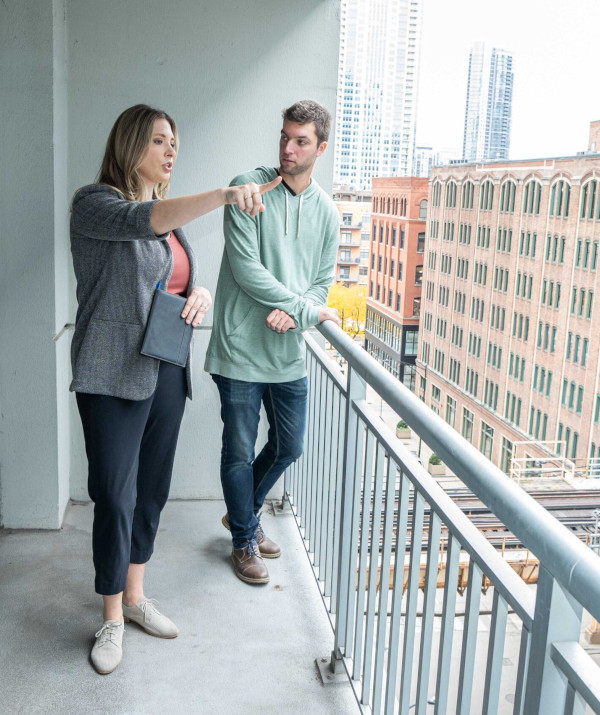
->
xmin=70 ymin=184 xmax=198 ymax=400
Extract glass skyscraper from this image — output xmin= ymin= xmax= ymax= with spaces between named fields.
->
xmin=462 ymin=43 xmax=514 ymax=162
xmin=334 ymin=0 xmax=423 ymax=190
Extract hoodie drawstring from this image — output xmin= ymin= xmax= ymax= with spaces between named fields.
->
xmin=297 ymin=195 xmax=304 ymax=238
xmin=283 ymin=188 xmax=304 ymax=239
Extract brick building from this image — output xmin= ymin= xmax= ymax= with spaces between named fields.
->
xmin=365 ymin=177 xmax=429 ymax=390
xmin=334 ymin=195 xmax=372 ymax=286
xmin=419 ymin=124 xmax=600 ymax=475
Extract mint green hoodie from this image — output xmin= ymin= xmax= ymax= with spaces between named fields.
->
xmin=204 ymin=166 xmax=339 ymax=382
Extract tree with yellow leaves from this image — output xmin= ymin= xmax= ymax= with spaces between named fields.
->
xmin=327 ymin=282 xmax=367 ymax=338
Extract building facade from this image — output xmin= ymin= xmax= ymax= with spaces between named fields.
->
xmin=334 ymin=196 xmax=372 ymax=285
xmin=462 ymin=43 xmax=514 ymax=163
xmin=365 ymin=177 xmax=429 ymax=390
xmin=420 ymin=130 xmax=600 ymax=475
xmin=334 ymin=0 xmax=423 ymax=190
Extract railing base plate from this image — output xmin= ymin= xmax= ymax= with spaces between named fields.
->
xmin=316 ymin=656 xmax=348 ymax=685
xmin=272 ymin=498 xmax=293 ymax=516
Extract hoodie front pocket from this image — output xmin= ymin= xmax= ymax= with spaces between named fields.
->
xmin=229 ymin=304 xmax=256 ymax=338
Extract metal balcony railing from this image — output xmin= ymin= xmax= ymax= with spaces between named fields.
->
xmin=283 ymin=322 xmax=600 ymax=715
xmin=338 ymin=258 xmax=361 ymax=265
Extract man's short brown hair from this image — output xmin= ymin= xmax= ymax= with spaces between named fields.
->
xmin=282 ymin=100 xmax=332 ymax=145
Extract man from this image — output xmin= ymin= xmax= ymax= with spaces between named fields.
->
xmin=205 ymin=99 xmax=340 ymax=584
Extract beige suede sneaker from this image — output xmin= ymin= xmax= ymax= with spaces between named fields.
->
xmin=122 ymin=597 xmax=179 ymax=639
xmin=90 ymin=620 xmax=124 ymax=675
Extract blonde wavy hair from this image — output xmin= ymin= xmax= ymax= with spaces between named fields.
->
xmin=96 ymin=104 xmax=178 ymax=202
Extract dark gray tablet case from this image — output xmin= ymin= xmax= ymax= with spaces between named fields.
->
xmin=141 ymin=289 xmax=192 ymax=367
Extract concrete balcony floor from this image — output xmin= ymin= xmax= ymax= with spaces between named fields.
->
xmin=0 ymin=500 xmax=357 ymax=714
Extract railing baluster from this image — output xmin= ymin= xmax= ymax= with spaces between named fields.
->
xmin=307 ymin=356 xmax=319 ymax=532
xmin=456 ymin=559 xmax=483 ymax=714
xmin=360 ymin=443 xmax=387 ymax=704
xmin=399 ymin=489 xmax=426 ymax=714
xmin=307 ymin=362 xmax=321 ymax=548
xmin=343 ymin=412 xmax=365 ymax=659
xmin=482 ymin=589 xmax=509 ymax=715
xmin=311 ymin=366 xmax=327 ymax=567
xmin=333 ymin=364 xmax=366 ymax=661
xmin=512 ymin=624 xmax=531 ymax=715
xmin=384 ymin=471 xmax=411 ymax=715
xmin=330 ymin=388 xmax=346 ymax=616
xmin=562 ymin=682 xmax=586 ymax=715
xmin=372 ymin=458 xmax=398 ymax=715
xmin=320 ymin=376 xmax=334 ymax=597
xmin=299 ymin=355 xmax=315 ymax=527
xmin=435 ymin=534 xmax=461 ymax=714
xmin=303 ymin=351 xmax=317 ymax=525
xmin=306 ymin=362 xmax=318 ymax=550
xmin=416 ymin=511 xmax=442 ymax=715
xmin=352 ymin=425 xmax=371 ymax=682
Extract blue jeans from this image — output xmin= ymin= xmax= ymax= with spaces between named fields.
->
xmin=212 ymin=375 xmax=308 ymax=548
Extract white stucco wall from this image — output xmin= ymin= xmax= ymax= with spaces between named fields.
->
xmin=0 ymin=0 xmax=340 ymax=525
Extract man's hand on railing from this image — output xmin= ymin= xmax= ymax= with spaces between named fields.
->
xmin=266 ymin=308 xmax=297 ymax=333
xmin=318 ymin=306 xmax=340 ymax=325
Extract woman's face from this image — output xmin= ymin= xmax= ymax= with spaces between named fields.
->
xmin=138 ymin=117 xmax=176 ymax=194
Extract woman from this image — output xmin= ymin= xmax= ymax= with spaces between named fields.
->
xmin=71 ymin=104 xmax=280 ymax=674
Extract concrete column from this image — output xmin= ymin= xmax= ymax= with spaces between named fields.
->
xmin=0 ymin=0 xmax=70 ymax=528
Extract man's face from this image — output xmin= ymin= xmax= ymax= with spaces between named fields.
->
xmin=279 ymin=120 xmax=326 ymax=177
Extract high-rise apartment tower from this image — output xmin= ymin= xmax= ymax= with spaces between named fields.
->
xmin=334 ymin=0 xmax=423 ymax=190
xmin=462 ymin=43 xmax=514 ymax=162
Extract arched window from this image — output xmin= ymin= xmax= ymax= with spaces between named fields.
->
xmin=579 ymin=179 xmax=600 ymax=221
xmin=419 ymin=199 xmax=428 ymax=219
xmin=549 ymin=179 xmax=570 ymax=218
xmin=461 ymin=180 xmax=474 ymax=209
xmin=479 ymin=180 xmax=494 ymax=210
xmin=445 ymin=180 xmax=457 ymax=208
xmin=499 ymin=180 xmax=517 ymax=213
xmin=522 ymin=180 xmax=542 ymax=215
xmin=432 ymin=181 xmax=441 ymax=207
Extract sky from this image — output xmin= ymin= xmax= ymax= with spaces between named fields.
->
xmin=416 ymin=0 xmax=600 ymax=160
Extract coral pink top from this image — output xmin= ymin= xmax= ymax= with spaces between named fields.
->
xmin=167 ymin=232 xmax=191 ymax=295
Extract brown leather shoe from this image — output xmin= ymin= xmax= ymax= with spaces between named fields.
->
xmin=222 ymin=513 xmax=282 ymax=559
xmin=231 ymin=541 xmax=270 ymax=584
xmin=255 ymin=523 xmax=281 ymax=559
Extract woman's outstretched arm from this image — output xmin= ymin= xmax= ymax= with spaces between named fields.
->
xmin=150 ymin=177 xmax=281 ymax=234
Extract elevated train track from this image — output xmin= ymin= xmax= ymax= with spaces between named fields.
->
xmin=356 ymin=486 xmax=600 ymax=591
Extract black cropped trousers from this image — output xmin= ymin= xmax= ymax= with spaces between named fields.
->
xmin=76 ymin=361 xmax=187 ymax=595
